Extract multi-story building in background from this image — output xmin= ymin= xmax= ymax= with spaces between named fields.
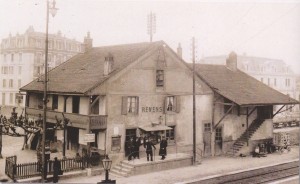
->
xmin=201 ymin=54 xmax=299 ymax=113
xmin=0 ymin=26 xmax=88 ymax=108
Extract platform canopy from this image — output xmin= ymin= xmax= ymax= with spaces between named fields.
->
xmin=139 ymin=125 xmax=172 ymax=132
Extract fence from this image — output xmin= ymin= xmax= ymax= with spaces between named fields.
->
xmin=5 ymin=155 xmax=102 ymax=180
xmin=5 ymin=156 xmax=17 ymax=181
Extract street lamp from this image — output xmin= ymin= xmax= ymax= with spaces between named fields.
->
xmin=97 ymin=155 xmax=115 ymax=184
xmin=41 ymin=0 xmax=58 ymax=182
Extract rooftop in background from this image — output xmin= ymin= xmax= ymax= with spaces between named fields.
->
xmin=191 ymin=63 xmax=299 ymax=106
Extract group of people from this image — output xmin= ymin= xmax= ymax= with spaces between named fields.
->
xmin=127 ymin=135 xmax=168 ymax=162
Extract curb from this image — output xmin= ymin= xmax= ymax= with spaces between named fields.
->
xmin=178 ymin=159 xmax=299 ymax=184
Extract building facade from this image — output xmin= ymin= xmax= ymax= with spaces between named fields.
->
xmin=201 ymin=55 xmax=298 ymax=106
xmin=21 ymin=42 xmax=298 ymax=165
xmin=0 ymin=26 xmax=87 ymax=108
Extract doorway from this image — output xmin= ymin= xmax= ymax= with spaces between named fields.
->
xmin=203 ymin=122 xmax=212 ymax=157
xmin=214 ymin=127 xmax=223 ymax=156
xmin=125 ymin=129 xmax=136 ymax=156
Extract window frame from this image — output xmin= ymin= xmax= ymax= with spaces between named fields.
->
xmin=166 ymin=126 xmax=175 ymax=144
xmin=156 ymin=70 xmax=164 ymax=87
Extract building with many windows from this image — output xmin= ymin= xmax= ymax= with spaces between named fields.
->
xmin=20 ymin=42 xmax=298 ymax=165
xmin=0 ymin=26 xmax=88 ymax=108
xmin=201 ymin=54 xmax=299 ymax=113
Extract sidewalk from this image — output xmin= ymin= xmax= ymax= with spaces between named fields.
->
xmin=1 ymin=134 xmax=299 ymax=184
xmin=61 ymin=146 xmax=299 ymax=184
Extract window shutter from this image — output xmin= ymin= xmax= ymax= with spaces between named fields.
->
xmin=163 ymin=97 xmax=167 ymax=114
xmin=121 ymin=96 xmax=128 ymax=115
xmin=175 ymin=96 xmax=180 ymax=113
xmin=136 ymin=97 xmax=139 ymax=114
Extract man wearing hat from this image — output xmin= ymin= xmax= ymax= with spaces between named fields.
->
xmin=159 ymin=136 xmax=168 ymax=160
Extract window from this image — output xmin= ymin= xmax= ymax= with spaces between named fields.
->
xmin=204 ymin=123 xmax=211 ymax=132
xmin=18 ymin=66 xmax=22 ymax=75
xmin=9 ymin=79 xmax=13 ymax=88
xmin=166 ymin=126 xmax=175 ymax=143
xmin=2 ymin=93 xmax=5 ymax=105
xmin=166 ymin=96 xmax=174 ymax=111
xmin=121 ymin=96 xmax=139 ymax=115
xmin=18 ymin=79 xmax=21 ymax=88
xmin=274 ymin=78 xmax=277 ymax=86
xmin=52 ymin=95 xmax=58 ymax=110
xmin=2 ymin=79 xmax=6 ymax=88
xmin=215 ymin=127 xmax=222 ymax=141
xmin=156 ymin=70 xmax=164 ymax=87
xmin=104 ymin=55 xmax=114 ymax=75
xmin=4 ymin=54 xmax=6 ymax=62
xmin=11 ymin=54 xmax=14 ymax=62
xmin=165 ymin=96 xmax=180 ymax=113
xmin=19 ymin=53 xmax=22 ymax=62
xmin=285 ymin=78 xmax=290 ymax=87
xmin=267 ymin=78 xmax=270 ymax=86
xmin=9 ymin=93 xmax=14 ymax=104
xmin=72 ymin=96 xmax=80 ymax=113
xmin=9 ymin=66 xmax=13 ymax=74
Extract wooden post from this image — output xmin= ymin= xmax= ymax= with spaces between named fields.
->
xmin=246 ymin=107 xmax=249 ymax=146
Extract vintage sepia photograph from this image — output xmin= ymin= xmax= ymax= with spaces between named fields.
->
xmin=0 ymin=0 xmax=299 ymax=183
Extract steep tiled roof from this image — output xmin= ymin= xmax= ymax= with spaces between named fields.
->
xmin=191 ymin=64 xmax=299 ymax=106
xmin=21 ymin=41 xmax=162 ymax=94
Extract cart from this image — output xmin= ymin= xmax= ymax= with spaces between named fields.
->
xmin=273 ymin=132 xmax=291 ymax=153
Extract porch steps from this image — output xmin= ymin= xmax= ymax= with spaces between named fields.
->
xmin=110 ymin=162 xmax=134 ymax=177
xmin=227 ymin=119 xmax=265 ymax=156
xmin=110 ymin=153 xmax=193 ymax=178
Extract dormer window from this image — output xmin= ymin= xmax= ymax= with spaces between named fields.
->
xmin=104 ymin=54 xmax=114 ymax=75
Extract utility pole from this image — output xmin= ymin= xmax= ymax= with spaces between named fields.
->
xmin=147 ymin=11 xmax=156 ymax=42
xmin=192 ymin=37 xmax=196 ymax=165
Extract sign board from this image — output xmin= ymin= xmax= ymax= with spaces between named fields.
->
xmin=83 ymin=133 xmax=95 ymax=143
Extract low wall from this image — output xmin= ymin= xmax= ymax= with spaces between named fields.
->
xmin=131 ymin=154 xmax=193 ymax=175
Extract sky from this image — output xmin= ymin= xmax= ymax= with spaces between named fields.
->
xmin=0 ymin=0 xmax=300 ymax=74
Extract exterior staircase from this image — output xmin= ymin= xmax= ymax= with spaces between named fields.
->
xmin=227 ymin=118 xmax=265 ymax=156
xmin=110 ymin=161 xmax=134 ymax=177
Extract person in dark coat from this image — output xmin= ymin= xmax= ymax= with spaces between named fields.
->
xmin=53 ymin=157 xmax=62 ymax=183
xmin=127 ymin=137 xmax=135 ymax=161
xmin=159 ymin=136 xmax=168 ymax=160
xmin=144 ymin=138 xmax=156 ymax=161
xmin=134 ymin=137 xmax=141 ymax=159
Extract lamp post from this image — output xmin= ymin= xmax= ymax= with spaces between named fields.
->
xmin=97 ymin=155 xmax=115 ymax=184
xmin=41 ymin=0 xmax=57 ymax=182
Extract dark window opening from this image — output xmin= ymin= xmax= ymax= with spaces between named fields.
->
xmin=156 ymin=70 xmax=164 ymax=87
xmin=52 ymin=95 xmax=58 ymax=110
xmin=72 ymin=96 xmax=80 ymax=113
xmin=166 ymin=126 xmax=175 ymax=143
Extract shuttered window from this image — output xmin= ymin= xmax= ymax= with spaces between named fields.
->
xmin=164 ymin=96 xmax=180 ymax=113
xmin=121 ymin=96 xmax=139 ymax=115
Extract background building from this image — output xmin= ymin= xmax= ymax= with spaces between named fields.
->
xmin=200 ymin=54 xmax=299 ymax=114
xmin=0 ymin=26 xmax=87 ymax=108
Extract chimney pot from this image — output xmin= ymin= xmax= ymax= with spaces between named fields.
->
xmin=177 ymin=43 xmax=182 ymax=59
xmin=226 ymin=51 xmax=237 ymax=71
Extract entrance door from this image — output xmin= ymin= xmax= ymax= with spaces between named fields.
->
xmin=214 ymin=127 xmax=223 ymax=156
xmin=125 ymin=129 xmax=136 ymax=156
xmin=203 ymin=123 xmax=211 ymax=157
xmin=67 ymin=127 xmax=79 ymax=151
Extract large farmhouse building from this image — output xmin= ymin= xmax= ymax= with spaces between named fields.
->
xmin=20 ymin=41 xmax=298 ymax=164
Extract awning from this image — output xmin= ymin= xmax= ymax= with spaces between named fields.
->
xmin=139 ymin=125 xmax=172 ymax=132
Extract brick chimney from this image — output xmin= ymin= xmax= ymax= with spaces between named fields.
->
xmin=177 ymin=43 xmax=182 ymax=59
xmin=226 ymin=51 xmax=237 ymax=71
xmin=84 ymin=31 xmax=93 ymax=52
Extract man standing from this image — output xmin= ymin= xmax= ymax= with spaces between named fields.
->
xmin=53 ymin=157 xmax=62 ymax=183
xmin=127 ymin=137 xmax=134 ymax=161
xmin=159 ymin=136 xmax=168 ymax=160
xmin=144 ymin=138 xmax=156 ymax=161
xmin=134 ymin=136 xmax=141 ymax=159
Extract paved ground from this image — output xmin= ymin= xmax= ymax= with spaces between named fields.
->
xmin=0 ymin=134 xmax=299 ymax=184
